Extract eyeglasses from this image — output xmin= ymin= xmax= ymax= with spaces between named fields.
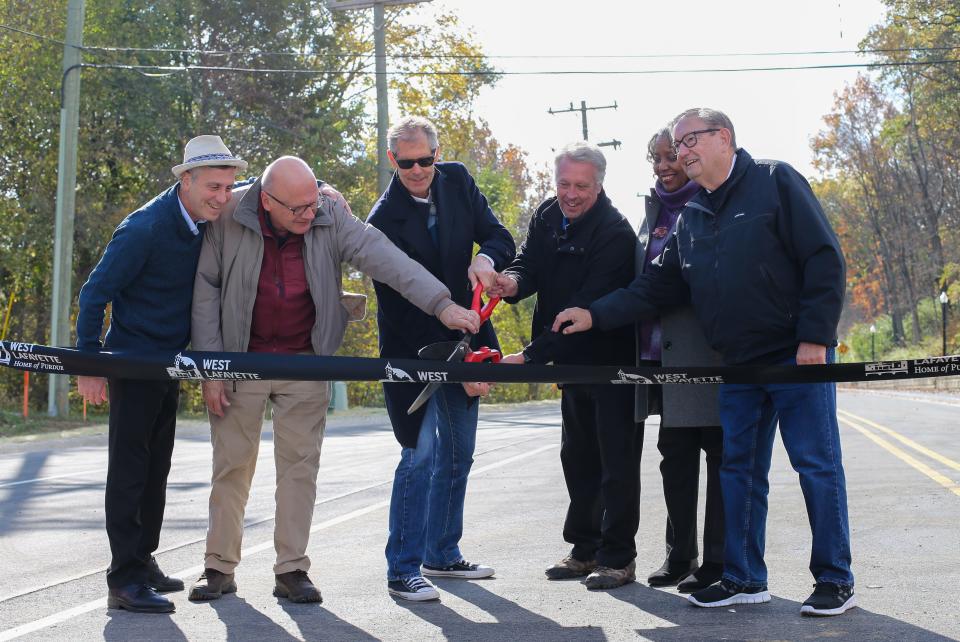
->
xmin=394 ymin=150 xmax=437 ymax=170
xmin=672 ymin=128 xmax=721 ymax=154
xmin=652 ymin=151 xmax=679 ymax=164
xmin=263 ymin=190 xmax=320 ymax=217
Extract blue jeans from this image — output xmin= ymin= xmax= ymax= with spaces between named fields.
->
xmin=385 ymin=384 xmax=478 ymax=580
xmin=718 ymin=349 xmax=853 ymax=588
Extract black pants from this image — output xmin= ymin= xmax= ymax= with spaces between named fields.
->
xmin=559 ymin=384 xmax=642 ymax=569
xmin=105 ymin=378 xmax=180 ymax=588
xmin=657 ymin=425 xmax=724 ymax=565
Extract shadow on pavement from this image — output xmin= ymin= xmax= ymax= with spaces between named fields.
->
xmin=278 ymin=598 xmax=379 ymax=641
xmin=207 ymin=595 xmax=300 ymax=641
xmin=602 ymin=581 xmax=957 ymax=642
xmin=103 ymin=608 xmax=187 ymax=641
xmin=403 ymin=580 xmax=606 ymax=640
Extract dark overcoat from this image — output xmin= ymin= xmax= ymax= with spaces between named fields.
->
xmin=635 ymin=192 xmax=723 ymax=427
xmin=366 ymin=162 xmax=515 ymax=447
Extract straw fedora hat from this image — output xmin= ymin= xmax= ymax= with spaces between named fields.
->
xmin=171 ymin=135 xmax=248 ymax=178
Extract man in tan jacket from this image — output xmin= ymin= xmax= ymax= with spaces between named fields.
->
xmin=188 ymin=156 xmax=479 ymax=604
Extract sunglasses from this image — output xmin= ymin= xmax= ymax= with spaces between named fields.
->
xmin=394 ymin=150 xmax=437 ymax=170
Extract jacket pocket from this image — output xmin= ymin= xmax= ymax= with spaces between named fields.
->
xmin=759 ymin=264 xmax=793 ymax=323
xmin=340 ymin=291 xmax=367 ymax=321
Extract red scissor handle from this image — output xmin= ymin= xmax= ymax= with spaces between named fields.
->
xmin=464 ymin=346 xmax=502 ymax=363
xmin=471 ymin=283 xmax=501 ymax=324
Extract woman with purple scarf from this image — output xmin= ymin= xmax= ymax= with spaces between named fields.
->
xmin=637 ymin=127 xmax=726 ymax=593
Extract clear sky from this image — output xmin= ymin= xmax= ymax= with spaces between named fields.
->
xmin=413 ymin=0 xmax=888 ymax=227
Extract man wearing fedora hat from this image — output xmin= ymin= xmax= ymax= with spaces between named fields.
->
xmin=76 ymin=135 xmax=247 ymax=614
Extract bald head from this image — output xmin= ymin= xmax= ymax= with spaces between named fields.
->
xmin=262 ymin=156 xmax=316 ymax=193
xmin=260 ymin=156 xmax=321 ymax=236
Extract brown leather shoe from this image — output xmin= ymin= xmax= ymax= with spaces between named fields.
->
xmin=274 ymin=570 xmax=322 ymax=603
xmin=584 ymin=560 xmax=637 ymax=590
xmin=188 ymin=568 xmax=237 ymax=601
xmin=545 ymin=555 xmax=597 ymax=580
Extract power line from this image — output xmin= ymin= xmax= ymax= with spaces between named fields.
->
xmin=4 ymin=23 xmax=960 ymax=61
xmin=66 ymin=59 xmax=960 ymax=78
xmin=0 ymin=23 xmax=67 ymax=46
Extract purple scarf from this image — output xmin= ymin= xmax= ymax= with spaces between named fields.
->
xmin=654 ymin=178 xmax=700 ymax=218
xmin=639 ymin=178 xmax=701 ymax=362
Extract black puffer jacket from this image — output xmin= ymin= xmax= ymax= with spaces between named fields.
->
xmin=591 ymin=149 xmax=845 ymax=366
xmin=505 ymin=191 xmax=636 ymax=365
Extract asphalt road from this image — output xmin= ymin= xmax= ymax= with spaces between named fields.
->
xmin=0 ymin=389 xmax=957 ymax=641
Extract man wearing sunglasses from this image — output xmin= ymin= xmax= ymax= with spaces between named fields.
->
xmin=188 ymin=155 xmax=481 ymax=605
xmin=367 ymin=116 xmax=515 ymax=602
xmin=554 ymin=107 xmax=855 ymax=617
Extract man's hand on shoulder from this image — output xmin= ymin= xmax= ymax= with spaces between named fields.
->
xmin=485 ymin=273 xmax=518 ymax=299
xmin=77 ymin=376 xmax=108 ymax=405
xmin=320 ymin=183 xmax=352 ymax=216
xmin=552 ymin=307 xmax=592 ymax=334
xmin=467 ymin=255 xmax=497 ymax=290
xmin=202 ymin=380 xmax=231 ymax=417
xmin=796 ymin=341 xmax=827 ymax=365
xmin=438 ymin=303 xmax=480 ymax=335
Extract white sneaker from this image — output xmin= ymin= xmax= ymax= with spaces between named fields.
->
xmin=422 ymin=559 xmax=495 ymax=579
xmin=387 ymin=576 xmax=440 ymax=601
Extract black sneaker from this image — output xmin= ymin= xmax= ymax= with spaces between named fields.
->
xmin=422 ymin=559 xmax=495 ymax=579
xmin=387 ymin=576 xmax=440 ymax=602
xmin=688 ymin=578 xmax=771 ymax=608
xmin=800 ymin=582 xmax=857 ymax=616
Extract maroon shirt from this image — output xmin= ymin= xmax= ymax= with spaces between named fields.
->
xmin=247 ymin=205 xmax=315 ymax=353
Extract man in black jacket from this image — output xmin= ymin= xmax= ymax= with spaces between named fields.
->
xmin=490 ymin=141 xmax=640 ymax=591
xmin=367 ymin=116 xmax=515 ymax=602
xmin=554 ymin=109 xmax=855 ymax=616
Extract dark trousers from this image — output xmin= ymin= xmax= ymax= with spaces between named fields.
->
xmin=658 ymin=425 xmax=724 ymax=565
xmin=105 ymin=378 xmax=180 ymax=588
xmin=559 ymin=384 xmax=642 ymax=569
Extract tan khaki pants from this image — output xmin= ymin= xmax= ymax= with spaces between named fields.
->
xmin=204 ymin=378 xmax=331 ymax=575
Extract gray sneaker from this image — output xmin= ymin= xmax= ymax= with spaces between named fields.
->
xmin=545 ymin=555 xmax=597 ymax=580
xmin=583 ymin=560 xmax=637 ymax=590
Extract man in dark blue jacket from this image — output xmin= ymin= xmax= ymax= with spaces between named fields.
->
xmin=367 ymin=116 xmax=515 ymax=601
xmin=76 ymin=136 xmax=246 ymax=613
xmin=555 ymin=108 xmax=856 ymax=616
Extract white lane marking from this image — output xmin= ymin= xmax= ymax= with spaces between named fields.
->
xmin=0 ymin=443 xmax=557 ymax=640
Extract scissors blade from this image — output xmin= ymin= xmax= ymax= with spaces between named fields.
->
xmin=407 ymin=336 xmax=472 ymax=415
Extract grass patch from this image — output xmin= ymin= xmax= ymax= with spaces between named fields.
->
xmin=0 ymin=409 xmax=108 ymax=439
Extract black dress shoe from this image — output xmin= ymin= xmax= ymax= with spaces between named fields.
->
xmin=107 ymin=584 xmax=175 ymax=613
xmin=678 ymin=561 xmax=724 ymax=593
xmin=145 ymin=556 xmax=184 ymax=593
xmin=274 ymin=570 xmax=322 ymax=603
xmin=647 ymin=559 xmax=698 ymax=587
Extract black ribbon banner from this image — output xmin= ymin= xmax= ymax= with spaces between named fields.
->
xmin=1 ymin=339 xmax=959 ymax=385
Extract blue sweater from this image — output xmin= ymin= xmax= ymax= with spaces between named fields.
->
xmin=76 ymin=184 xmax=204 ymax=351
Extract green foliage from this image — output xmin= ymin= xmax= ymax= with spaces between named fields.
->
xmin=0 ymin=1 xmax=556 ymax=412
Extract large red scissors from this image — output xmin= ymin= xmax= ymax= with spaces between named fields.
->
xmin=406 ymin=284 xmax=502 ymax=414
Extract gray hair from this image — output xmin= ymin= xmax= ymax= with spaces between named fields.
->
xmin=554 ymin=141 xmax=606 ymax=185
xmin=646 ymin=126 xmax=673 ymax=164
xmin=672 ymin=107 xmax=737 ymax=149
xmin=388 ymin=116 xmax=439 ymax=153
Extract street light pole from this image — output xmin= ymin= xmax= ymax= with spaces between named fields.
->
xmin=48 ymin=0 xmax=86 ymax=417
xmin=325 ymin=0 xmax=433 ymax=194
xmin=940 ymin=291 xmax=950 ymax=357
xmin=870 ymin=324 xmax=876 ymax=361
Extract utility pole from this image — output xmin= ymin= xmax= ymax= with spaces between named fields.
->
xmin=326 ymin=0 xmax=433 ymax=193
xmin=548 ymin=100 xmax=621 ymax=149
xmin=48 ymin=0 xmax=85 ymax=417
